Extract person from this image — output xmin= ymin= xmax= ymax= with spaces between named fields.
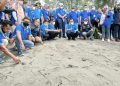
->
xmin=113 ymin=4 xmax=120 ymax=42
xmin=40 ymin=20 xmax=61 ymax=40
xmin=12 ymin=17 xmax=34 ymax=56
xmin=16 ymin=0 xmax=25 ymax=24
xmin=68 ymin=7 xmax=79 ymax=24
xmin=80 ymin=5 xmax=91 ymax=25
xmin=0 ymin=0 xmax=8 ymax=10
xmin=0 ymin=20 xmax=21 ymax=64
xmin=41 ymin=4 xmax=50 ymax=21
xmin=31 ymin=18 xmax=43 ymax=44
xmin=81 ymin=18 xmax=94 ymax=40
xmin=66 ymin=19 xmax=78 ymax=40
xmin=33 ymin=2 xmax=43 ymax=23
xmin=56 ymin=3 xmax=67 ymax=38
xmin=90 ymin=6 xmax=99 ymax=39
xmin=100 ymin=5 xmax=112 ymax=42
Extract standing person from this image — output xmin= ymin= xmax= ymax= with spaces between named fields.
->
xmin=33 ymin=2 xmax=43 ymax=24
xmin=16 ymin=0 xmax=25 ymax=24
xmin=56 ymin=3 xmax=67 ymax=38
xmin=113 ymin=4 xmax=120 ymax=42
xmin=100 ymin=5 xmax=112 ymax=42
xmin=41 ymin=4 xmax=50 ymax=21
xmin=80 ymin=5 xmax=91 ymax=25
xmin=68 ymin=7 xmax=79 ymax=24
xmin=0 ymin=20 xmax=21 ymax=64
xmin=90 ymin=6 xmax=99 ymax=39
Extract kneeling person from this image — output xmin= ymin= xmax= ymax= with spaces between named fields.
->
xmin=66 ymin=19 xmax=78 ymax=40
xmin=81 ymin=19 xmax=94 ymax=40
xmin=0 ymin=20 xmax=20 ymax=64
xmin=12 ymin=17 xmax=34 ymax=56
xmin=40 ymin=20 xmax=61 ymax=40
xmin=31 ymin=18 xmax=43 ymax=44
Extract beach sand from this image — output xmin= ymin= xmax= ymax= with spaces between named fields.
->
xmin=0 ymin=38 xmax=120 ymax=86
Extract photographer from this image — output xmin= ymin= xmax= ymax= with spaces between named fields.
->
xmin=113 ymin=4 xmax=120 ymax=42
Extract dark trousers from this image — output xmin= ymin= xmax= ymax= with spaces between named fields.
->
xmin=110 ymin=24 xmax=115 ymax=39
xmin=114 ymin=24 xmax=120 ymax=39
xmin=57 ymin=19 xmax=65 ymax=37
xmin=47 ymin=31 xmax=59 ymax=40
xmin=66 ymin=32 xmax=78 ymax=40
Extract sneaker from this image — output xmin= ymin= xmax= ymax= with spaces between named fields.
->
xmin=107 ymin=39 xmax=110 ymax=42
xmin=18 ymin=52 xmax=24 ymax=57
xmin=102 ymin=38 xmax=104 ymax=41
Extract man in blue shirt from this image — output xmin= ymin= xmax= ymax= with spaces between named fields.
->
xmin=0 ymin=20 xmax=20 ymax=64
xmin=56 ymin=3 xmax=67 ymax=38
xmin=80 ymin=5 xmax=91 ymax=24
xmin=41 ymin=4 xmax=50 ymax=21
xmin=40 ymin=19 xmax=61 ymax=40
xmin=33 ymin=2 xmax=44 ymax=24
xmin=68 ymin=7 xmax=79 ymax=24
xmin=90 ymin=6 xmax=98 ymax=27
xmin=12 ymin=17 xmax=34 ymax=56
xmin=66 ymin=19 xmax=78 ymax=40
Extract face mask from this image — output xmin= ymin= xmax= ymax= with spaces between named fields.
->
xmin=33 ymin=7 xmax=35 ymax=10
xmin=84 ymin=21 xmax=88 ymax=25
xmin=72 ymin=9 xmax=74 ymax=11
xmin=53 ymin=22 xmax=55 ymax=25
xmin=60 ymin=6 xmax=63 ymax=9
xmin=71 ymin=22 xmax=74 ymax=25
xmin=84 ymin=8 xmax=88 ymax=10
xmin=92 ymin=7 xmax=95 ymax=10
xmin=23 ymin=22 xmax=29 ymax=27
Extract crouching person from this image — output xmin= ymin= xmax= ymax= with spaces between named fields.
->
xmin=0 ymin=20 xmax=20 ymax=64
xmin=40 ymin=20 xmax=61 ymax=40
xmin=81 ymin=19 xmax=94 ymax=40
xmin=31 ymin=18 xmax=43 ymax=44
xmin=12 ymin=17 xmax=34 ymax=56
xmin=66 ymin=19 xmax=78 ymax=40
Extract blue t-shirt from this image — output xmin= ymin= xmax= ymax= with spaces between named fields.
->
xmin=33 ymin=8 xmax=43 ymax=19
xmin=0 ymin=32 xmax=4 ymax=44
xmin=48 ymin=23 xmax=55 ymax=30
xmin=66 ymin=23 xmax=78 ymax=32
xmin=0 ymin=30 xmax=11 ymax=44
xmin=56 ymin=8 xmax=66 ymax=20
xmin=41 ymin=8 xmax=49 ymax=21
xmin=68 ymin=11 xmax=78 ymax=23
xmin=51 ymin=10 xmax=57 ymax=19
xmin=90 ymin=10 xmax=98 ymax=20
xmin=40 ymin=24 xmax=47 ymax=36
xmin=80 ymin=10 xmax=90 ymax=23
xmin=12 ymin=24 xmax=31 ymax=40
xmin=102 ymin=10 xmax=113 ymax=26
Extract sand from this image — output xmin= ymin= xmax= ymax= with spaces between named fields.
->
xmin=0 ymin=38 xmax=120 ymax=86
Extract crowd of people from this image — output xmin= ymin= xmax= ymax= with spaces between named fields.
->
xmin=0 ymin=0 xmax=120 ymax=64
